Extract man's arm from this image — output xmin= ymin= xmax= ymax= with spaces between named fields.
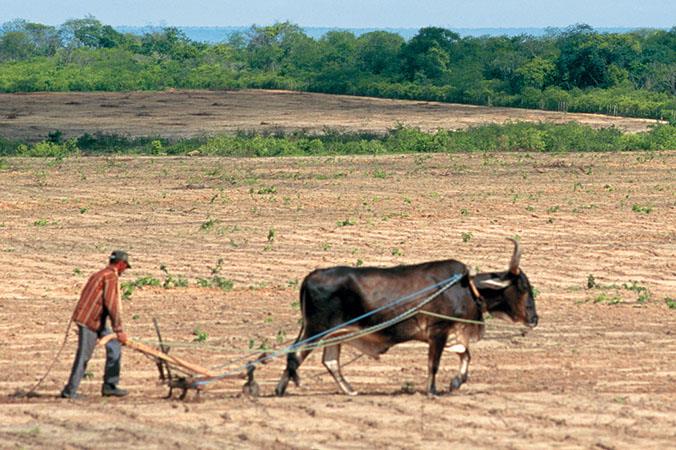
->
xmin=103 ymin=273 xmax=127 ymax=343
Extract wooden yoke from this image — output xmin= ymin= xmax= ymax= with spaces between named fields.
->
xmin=98 ymin=334 xmax=216 ymax=378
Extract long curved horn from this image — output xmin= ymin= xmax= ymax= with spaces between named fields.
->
xmin=507 ymin=238 xmax=521 ymax=275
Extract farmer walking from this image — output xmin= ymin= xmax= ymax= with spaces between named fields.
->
xmin=61 ymin=250 xmax=132 ymax=399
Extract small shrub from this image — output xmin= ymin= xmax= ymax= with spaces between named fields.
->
xmin=276 ymin=329 xmax=287 ymax=345
xmin=193 ymin=327 xmax=209 ymax=342
xmin=372 ymin=168 xmax=387 ymax=179
xmin=631 ymin=204 xmax=652 ymax=214
xmin=121 ymin=282 xmax=135 ymax=300
xmin=200 ymin=217 xmax=220 ymax=231
xmin=336 ymin=218 xmax=356 ymax=227
xmin=623 ymin=281 xmax=651 ymax=304
xmin=257 ymin=186 xmax=277 ymax=194
xmin=160 ymin=265 xmax=188 ymax=288
xmin=594 ymin=292 xmax=622 ymax=305
xmin=461 ymin=232 xmax=473 ymax=243
xmin=197 ymin=259 xmax=234 ymax=291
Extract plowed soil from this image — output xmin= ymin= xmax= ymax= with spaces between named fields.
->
xmin=0 ymin=89 xmax=663 ymax=142
xmin=0 ymin=150 xmax=674 ymax=448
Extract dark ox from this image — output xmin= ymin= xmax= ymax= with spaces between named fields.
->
xmin=275 ymin=239 xmax=538 ymax=396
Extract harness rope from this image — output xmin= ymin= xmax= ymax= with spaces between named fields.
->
xmin=14 ymin=317 xmax=73 ymax=398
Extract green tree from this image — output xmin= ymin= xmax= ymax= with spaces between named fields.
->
xmin=59 ymin=16 xmax=125 ymax=49
xmin=356 ymin=31 xmax=404 ymax=77
xmin=514 ymin=57 xmax=556 ymax=90
xmin=0 ymin=19 xmax=61 ymax=60
xmin=311 ymin=31 xmax=359 ymax=92
xmin=401 ymin=27 xmax=460 ymax=82
xmin=245 ymin=22 xmax=305 ymax=71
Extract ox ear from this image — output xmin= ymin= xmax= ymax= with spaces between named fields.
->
xmin=475 ymin=277 xmax=511 ymax=290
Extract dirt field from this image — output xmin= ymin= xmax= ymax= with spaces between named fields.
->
xmin=0 ymin=149 xmax=674 ymax=449
xmin=0 ymin=89 xmax=664 ymax=142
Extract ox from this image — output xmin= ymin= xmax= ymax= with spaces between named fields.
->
xmin=275 ymin=238 xmax=538 ymax=396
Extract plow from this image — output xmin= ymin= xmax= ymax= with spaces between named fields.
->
xmin=98 ymin=318 xmax=259 ymax=400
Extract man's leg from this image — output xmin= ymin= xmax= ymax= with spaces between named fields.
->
xmin=62 ymin=325 xmax=98 ymax=397
xmin=99 ymin=328 xmax=121 ymax=386
xmin=99 ymin=328 xmax=127 ymax=397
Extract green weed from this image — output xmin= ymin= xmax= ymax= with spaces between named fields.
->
xmin=631 ymin=203 xmax=652 ymax=214
xmin=257 ymin=186 xmax=277 ymax=194
xmin=200 ymin=217 xmax=220 ymax=232
xmin=193 ymin=327 xmax=209 ymax=342
xmin=160 ymin=265 xmax=188 ymax=288
xmin=336 ymin=218 xmax=356 ymax=227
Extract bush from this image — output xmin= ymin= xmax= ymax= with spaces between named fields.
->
xmin=3 ymin=122 xmax=674 ymax=158
xmin=17 ymin=138 xmax=79 ymax=157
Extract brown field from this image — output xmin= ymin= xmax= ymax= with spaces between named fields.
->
xmin=0 ymin=149 xmax=674 ymax=449
xmin=0 ymin=89 xmax=664 ymax=142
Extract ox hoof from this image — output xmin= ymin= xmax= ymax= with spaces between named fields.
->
xmin=345 ymin=389 xmax=359 ymax=397
xmin=450 ymin=376 xmax=463 ymax=391
xmin=426 ymin=387 xmax=440 ymax=398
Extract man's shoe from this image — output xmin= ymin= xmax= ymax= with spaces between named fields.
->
xmin=60 ymin=390 xmax=82 ymax=399
xmin=101 ymin=384 xmax=128 ymax=397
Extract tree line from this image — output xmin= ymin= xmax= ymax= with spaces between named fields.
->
xmin=1 ymin=17 xmax=675 ymax=121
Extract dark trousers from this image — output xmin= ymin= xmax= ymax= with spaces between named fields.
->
xmin=62 ymin=325 xmax=121 ymax=395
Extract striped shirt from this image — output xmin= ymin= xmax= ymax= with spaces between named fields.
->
xmin=72 ymin=265 xmax=124 ymax=333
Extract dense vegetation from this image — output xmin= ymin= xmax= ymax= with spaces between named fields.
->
xmin=1 ymin=123 xmax=674 ymax=158
xmin=0 ymin=18 xmax=675 ymax=121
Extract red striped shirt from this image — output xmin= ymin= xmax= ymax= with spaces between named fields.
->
xmin=72 ymin=265 xmax=123 ymax=333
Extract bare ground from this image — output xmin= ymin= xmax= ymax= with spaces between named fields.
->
xmin=0 ymin=89 xmax=663 ymax=142
xmin=0 ymin=151 xmax=674 ymax=448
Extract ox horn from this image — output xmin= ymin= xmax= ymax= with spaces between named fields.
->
xmin=507 ymin=237 xmax=521 ymax=275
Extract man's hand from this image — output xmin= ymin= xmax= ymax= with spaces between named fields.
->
xmin=116 ymin=331 xmax=128 ymax=345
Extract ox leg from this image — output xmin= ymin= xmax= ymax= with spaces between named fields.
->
xmin=275 ymin=349 xmax=312 ymax=397
xmin=322 ymin=345 xmax=357 ymax=396
xmin=449 ymin=345 xmax=470 ymax=391
xmin=426 ymin=334 xmax=448 ymax=396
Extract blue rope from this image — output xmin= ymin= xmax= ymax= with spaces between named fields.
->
xmin=195 ymin=272 xmax=463 ymax=386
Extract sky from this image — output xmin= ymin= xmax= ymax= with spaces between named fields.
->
xmin=1 ymin=0 xmax=674 ymax=28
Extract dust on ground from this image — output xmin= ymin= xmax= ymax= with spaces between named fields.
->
xmin=0 ymin=89 xmax=663 ymax=142
xmin=0 ymin=151 xmax=674 ymax=448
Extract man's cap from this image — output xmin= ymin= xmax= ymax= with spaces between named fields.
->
xmin=109 ymin=250 xmax=131 ymax=268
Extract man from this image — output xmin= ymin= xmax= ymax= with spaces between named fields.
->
xmin=61 ymin=250 xmax=131 ymax=399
